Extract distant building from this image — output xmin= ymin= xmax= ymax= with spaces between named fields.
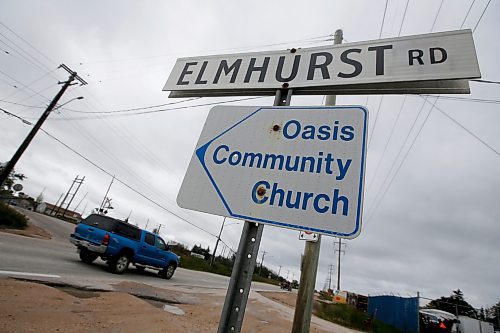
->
xmin=40 ymin=202 xmax=82 ymax=224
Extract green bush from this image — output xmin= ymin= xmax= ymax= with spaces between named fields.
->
xmin=0 ymin=202 xmax=28 ymax=229
xmin=315 ymin=303 xmax=402 ymax=333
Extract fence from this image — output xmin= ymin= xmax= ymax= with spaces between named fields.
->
xmin=368 ymin=295 xmax=419 ymax=333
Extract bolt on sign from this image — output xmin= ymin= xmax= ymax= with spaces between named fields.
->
xmin=177 ymin=105 xmax=368 ymax=238
xmin=164 ymin=30 xmax=480 ymax=97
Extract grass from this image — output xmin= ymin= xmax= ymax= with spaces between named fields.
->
xmin=0 ymin=202 xmax=28 ymax=229
xmin=178 ymin=255 xmax=280 ymax=285
xmin=179 ymin=255 xmax=233 ymax=276
xmin=315 ymin=303 xmax=402 ymax=333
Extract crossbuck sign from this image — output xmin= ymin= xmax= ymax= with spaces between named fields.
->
xmin=177 ymin=105 xmax=368 ymax=238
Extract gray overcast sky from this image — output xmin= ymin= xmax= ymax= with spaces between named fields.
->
xmin=1 ymin=0 xmax=499 ymax=310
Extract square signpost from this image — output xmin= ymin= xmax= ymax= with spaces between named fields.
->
xmin=163 ymin=28 xmax=480 ymax=333
xmin=217 ymin=89 xmax=293 ymax=332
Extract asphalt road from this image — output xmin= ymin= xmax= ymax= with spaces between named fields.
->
xmin=0 ymin=208 xmax=281 ymax=292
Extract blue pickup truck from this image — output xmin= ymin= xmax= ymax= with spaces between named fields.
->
xmin=70 ymin=214 xmax=179 ymax=279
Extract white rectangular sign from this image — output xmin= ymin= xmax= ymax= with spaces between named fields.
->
xmin=299 ymin=231 xmax=319 ymax=242
xmin=177 ymin=106 xmax=368 ymax=238
xmin=164 ymin=30 xmax=480 ymax=96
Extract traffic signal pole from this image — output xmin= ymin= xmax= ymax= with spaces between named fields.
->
xmin=291 ymin=29 xmax=343 ymax=333
xmin=0 ymin=65 xmax=86 ymax=188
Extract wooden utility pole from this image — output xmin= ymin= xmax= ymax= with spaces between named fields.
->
xmin=291 ymin=29 xmax=343 ymax=333
xmin=0 ymin=64 xmax=86 ymax=188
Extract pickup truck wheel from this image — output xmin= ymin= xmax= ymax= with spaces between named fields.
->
xmin=79 ymin=249 xmax=98 ymax=264
xmin=109 ymin=254 xmax=130 ymax=274
xmin=160 ymin=263 xmax=176 ymax=280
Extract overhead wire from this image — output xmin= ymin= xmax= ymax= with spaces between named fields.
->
xmin=1 ymin=106 xmax=224 ymax=241
xmin=398 ymin=0 xmax=411 ymax=37
xmin=2 ymin=69 xmax=57 ymax=101
xmin=0 ymin=23 xmax=191 ymax=211
xmin=460 ymin=0 xmax=478 ymax=29
xmin=60 ymin=97 xmax=202 ymax=114
xmin=0 ymin=21 xmax=57 ymax=67
xmin=365 ymin=96 xmax=407 ymax=193
xmin=364 ymin=0 xmax=482 ymax=221
xmin=419 ymin=95 xmax=500 ymax=104
xmin=0 ymin=34 xmax=49 ymax=73
xmin=471 ymin=79 xmax=500 ymax=85
xmin=430 ymin=0 xmax=445 ymax=31
xmin=473 ymin=0 xmax=492 ymax=32
xmin=368 ymin=96 xmax=384 ymax=148
xmin=379 ymin=0 xmax=389 ymax=38
xmin=49 ymin=96 xmax=267 ymax=120
xmin=365 ymin=97 xmax=435 ymax=222
xmin=420 ymin=96 xmax=500 ymax=156
xmin=74 ymin=34 xmax=333 ymax=66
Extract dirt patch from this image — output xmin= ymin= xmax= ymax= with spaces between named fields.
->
xmin=259 ymin=291 xmax=297 ymax=308
xmin=55 ymin=286 xmax=101 ymax=299
xmin=0 ymin=278 xmax=338 ymax=333
xmin=0 ymin=221 xmax=51 ymax=239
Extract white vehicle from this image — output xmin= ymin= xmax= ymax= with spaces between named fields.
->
xmin=457 ymin=316 xmax=494 ymax=333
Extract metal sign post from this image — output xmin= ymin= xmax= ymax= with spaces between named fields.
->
xmin=217 ymin=89 xmax=292 ymax=333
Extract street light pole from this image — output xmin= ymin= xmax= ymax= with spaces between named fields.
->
xmin=211 ymin=217 xmax=226 ymax=266
xmin=0 ymin=65 xmax=86 ymax=188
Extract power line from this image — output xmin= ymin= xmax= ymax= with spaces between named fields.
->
xmin=0 ymin=21 xmax=57 ymax=67
xmin=368 ymin=96 xmax=384 ymax=148
xmin=365 ymin=97 xmax=430 ymax=220
xmin=1 ymin=105 xmax=221 ymax=239
xmin=61 ymin=97 xmax=202 ymax=114
xmin=365 ymin=96 xmax=407 ymax=193
xmin=73 ymin=34 xmax=333 ymax=66
xmin=366 ymin=97 xmax=435 ymax=222
xmin=398 ymin=0 xmax=411 ymax=37
xmin=460 ymin=0 xmax=478 ymax=29
xmin=0 ymin=33 xmax=49 ymax=73
xmin=365 ymin=1 xmax=474 ymax=221
xmin=0 ymin=23 xmax=202 ymax=206
xmin=419 ymin=95 xmax=500 ymax=104
xmin=430 ymin=0 xmax=445 ymax=31
xmin=46 ymin=96 xmax=267 ymax=120
xmin=420 ymin=96 xmax=500 ymax=157
xmin=379 ymin=0 xmax=389 ymax=38
xmin=471 ymin=79 xmax=500 ymax=85
xmin=473 ymin=0 xmax=492 ymax=32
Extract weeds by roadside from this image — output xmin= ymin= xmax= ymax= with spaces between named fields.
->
xmin=315 ymin=303 xmax=402 ymax=333
xmin=0 ymin=202 xmax=28 ymax=229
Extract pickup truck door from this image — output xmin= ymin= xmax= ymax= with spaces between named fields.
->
xmin=154 ymin=236 xmax=170 ymax=267
xmin=136 ymin=232 xmax=162 ymax=266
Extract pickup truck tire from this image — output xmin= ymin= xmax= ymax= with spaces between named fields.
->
xmin=109 ymin=254 xmax=130 ymax=274
xmin=79 ymin=249 xmax=98 ymax=264
xmin=160 ymin=263 xmax=176 ymax=280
